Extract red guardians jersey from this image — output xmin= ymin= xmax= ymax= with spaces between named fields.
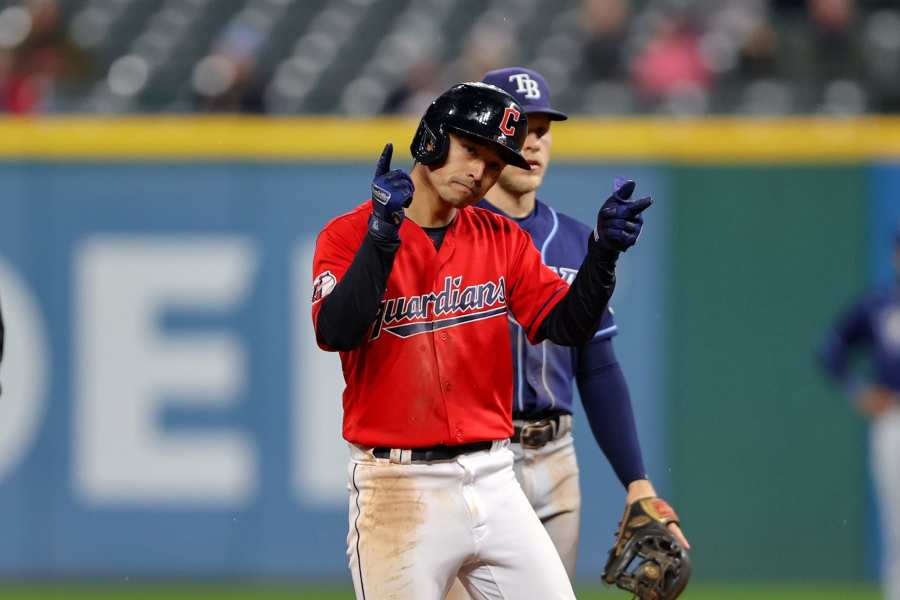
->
xmin=312 ymin=202 xmax=570 ymax=448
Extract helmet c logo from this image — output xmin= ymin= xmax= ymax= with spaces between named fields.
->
xmin=499 ymin=107 xmax=520 ymax=136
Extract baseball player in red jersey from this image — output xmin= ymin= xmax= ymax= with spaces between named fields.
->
xmin=311 ymin=82 xmax=651 ymax=599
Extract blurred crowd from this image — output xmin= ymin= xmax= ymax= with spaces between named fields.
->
xmin=0 ymin=0 xmax=898 ymax=116
xmin=0 ymin=0 xmax=90 ymax=113
xmin=384 ymin=0 xmax=900 ymax=116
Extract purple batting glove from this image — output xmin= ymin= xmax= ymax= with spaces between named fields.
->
xmin=593 ymin=177 xmax=652 ymax=253
xmin=369 ymin=143 xmax=414 ymax=242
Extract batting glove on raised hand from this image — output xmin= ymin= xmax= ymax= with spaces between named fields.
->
xmin=369 ymin=143 xmax=414 ymax=242
xmin=594 ymin=177 xmax=652 ymax=253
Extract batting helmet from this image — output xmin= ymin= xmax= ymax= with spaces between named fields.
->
xmin=410 ymin=82 xmax=530 ymax=170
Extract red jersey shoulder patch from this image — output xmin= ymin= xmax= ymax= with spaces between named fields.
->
xmin=311 ymin=270 xmax=337 ymax=303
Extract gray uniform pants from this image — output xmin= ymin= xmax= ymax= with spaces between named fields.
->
xmin=872 ymin=407 xmax=900 ymax=600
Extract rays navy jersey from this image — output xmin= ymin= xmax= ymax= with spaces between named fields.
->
xmin=477 ymin=199 xmax=617 ymax=418
xmin=821 ymin=287 xmax=900 ymax=392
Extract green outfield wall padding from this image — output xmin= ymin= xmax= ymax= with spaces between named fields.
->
xmin=669 ymin=166 xmax=868 ymax=580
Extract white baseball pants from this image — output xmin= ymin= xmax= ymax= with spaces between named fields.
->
xmin=446 ymin=425 xmax=581 ymax=600
xmin=346 ymin=440 xmax=576 ymax=600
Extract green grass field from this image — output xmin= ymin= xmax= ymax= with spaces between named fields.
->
xmin=0 ymin=583 xmax=882 ymax=599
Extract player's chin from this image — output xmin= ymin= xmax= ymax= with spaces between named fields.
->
xmin=445 ymin=185 xmax=481 ymax=206
xmin=523 ymin=170 xmax=544 ymax=188
xmin=501 ymin=172 xmax=541 ymax=194
xmin=452 ymin=194 xmax=481 ymax=209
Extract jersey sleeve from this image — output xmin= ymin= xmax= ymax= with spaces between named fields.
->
xmin=575 ymin=337 xmax=646 ymax=487
xmin=595 ymin=306 xmax=618 ymax=340
xmin=818 ymin=295 xmax=874 ymax=382
xmin=310 ymin=217 xmax=365 ymax=336
xmin=505 ymin=225 xmax=569 ymax=344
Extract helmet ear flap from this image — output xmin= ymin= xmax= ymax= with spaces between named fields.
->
xmin=410 ymin=119 xmax=448 ymax=165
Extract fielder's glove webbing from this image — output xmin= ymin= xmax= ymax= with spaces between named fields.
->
xmin=602 ymin=497 xmax=691 ymax=600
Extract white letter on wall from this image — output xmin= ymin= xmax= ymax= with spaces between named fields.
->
xmin=0 ymin=257 xmax=49 ymax=481
xmin=75 ymin=236 xmax=257 ymax=506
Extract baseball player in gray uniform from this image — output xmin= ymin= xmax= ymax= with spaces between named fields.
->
xmin=445 ymin=67 xmax=687 ymax=599
xmin=820 ymin=227 xmax=900 ymax=600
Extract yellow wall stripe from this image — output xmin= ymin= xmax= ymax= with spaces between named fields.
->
xmin=1 ymin=116 xmax=900 ymax=161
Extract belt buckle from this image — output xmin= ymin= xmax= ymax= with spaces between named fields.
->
xmin=520 ymin=419 xmax=554 ymax=449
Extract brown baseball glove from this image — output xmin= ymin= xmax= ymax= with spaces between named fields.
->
xmin=602 ymin=497 xmax=691 ymax=600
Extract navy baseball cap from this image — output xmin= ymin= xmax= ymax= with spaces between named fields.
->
xmin=481 ymin=67 xmax=567 ymax=121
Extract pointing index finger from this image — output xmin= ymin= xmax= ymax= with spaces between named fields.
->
xmin=623 ymin=196 xmax=652 ymax=217
xmin=374 ymin=143 xmax=393 ymax=178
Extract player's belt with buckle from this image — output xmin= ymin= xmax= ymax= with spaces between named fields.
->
xmin=512 ymin=415 xmax=567 ymax=449
xmin=372 ymin=441 xmax=493 ymax=462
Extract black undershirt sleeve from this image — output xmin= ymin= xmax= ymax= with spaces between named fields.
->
xmin=538 ymin=235 xmax=618 ymax=346
xmin=315 ymin=233 xmax=400 ymax=352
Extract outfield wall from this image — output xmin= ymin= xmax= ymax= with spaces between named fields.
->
xmin=0 ymin=118 xmax=883 ymax=581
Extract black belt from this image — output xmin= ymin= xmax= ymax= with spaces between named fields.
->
xmin=512 ymin=415 xmax=561 ymax=449
xmin=373 ymin=440 xmax=494 ymax=462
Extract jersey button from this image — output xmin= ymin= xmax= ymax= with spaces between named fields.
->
xmin=443 ymin=381 xmax=452 ymax=392
xmin=440 ymin=332 xmax=449 ymax=341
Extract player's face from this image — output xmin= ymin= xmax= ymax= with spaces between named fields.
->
xmin=495 ymin=114 xmax=552 ymax=195
xmin=427 ymin=133 xmax=507 ymax=208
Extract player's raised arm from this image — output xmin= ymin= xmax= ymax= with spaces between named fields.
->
xmin=535 ymin=178 xmax=652 ymax=346
xmin=575 ymin=337 xmax=646 ymax=489
xmin=312 ymin=144 xmax=414 ymax=352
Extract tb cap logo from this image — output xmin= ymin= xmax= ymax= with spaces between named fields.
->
xmin=508 ymin=73 xmax=541 ymax=99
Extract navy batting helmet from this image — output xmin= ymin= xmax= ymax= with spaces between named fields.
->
xmin=410 ymin=82 xmax=530 ymax=170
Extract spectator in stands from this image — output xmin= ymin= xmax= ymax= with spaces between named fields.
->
xmin=733 ymin=6 xmax=782 ymax=80
xmin=772 ymin=0 xmax=865 ymax=111
xmin=381 ymin=55 xmax=443 ymax=116
xmin=448 ymin=24 xmax=515 ymax=86
xmin=576 ymin=0 xmax=631 ymax=83
xmin=630 ymin=4 xmax=712 ymax=112
xmin=808 ymin=0 xmax=863 ymax=83
xmin=192 ymin=22 xmax=266 ymax=114
xmin=0 ymin=0 xmax=90 ymax=113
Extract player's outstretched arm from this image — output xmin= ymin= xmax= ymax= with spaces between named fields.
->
xmin=538 ymin=178 xmax=651 ymax=346
xmin=576 ymin=338 xmax=647 ymax=488
xmin=314 ymin=144 xmax=414 ymax=351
